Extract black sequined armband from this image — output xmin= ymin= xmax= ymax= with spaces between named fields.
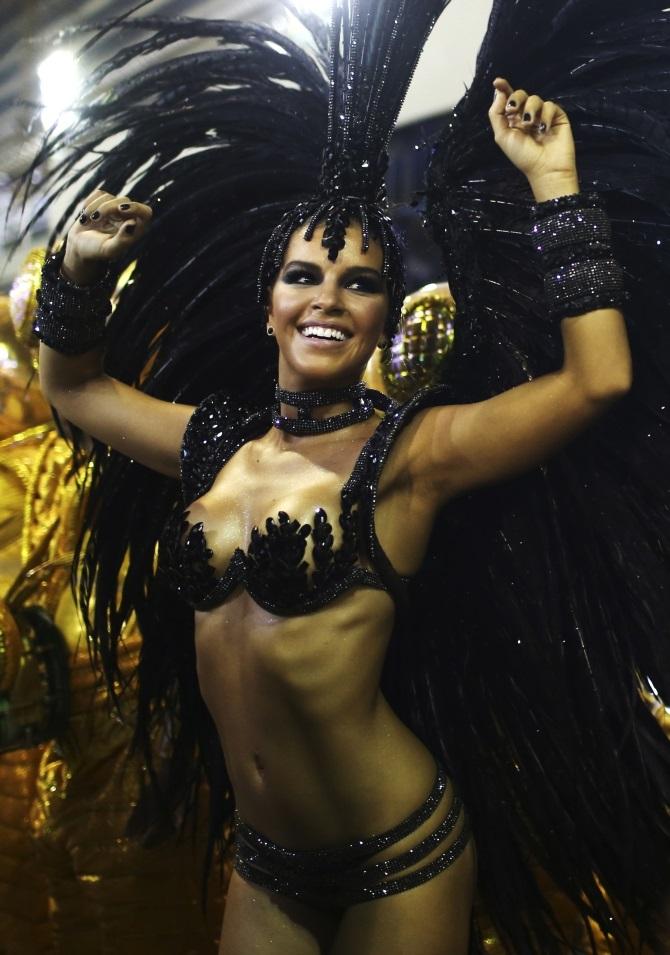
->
xmin=33 ymin=246 xmax=115 ymax=355
xmin=531 ymin=193 xmax=628 ymax=321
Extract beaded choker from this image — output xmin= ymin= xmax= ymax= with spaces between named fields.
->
xmin=273 ymin=382 xmax=375 ymax=436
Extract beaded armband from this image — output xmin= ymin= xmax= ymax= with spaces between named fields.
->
xmin=33 ymin=245 xmax=115 ymax=355
xmin=531 ymin=192 xmax=628 ymax=321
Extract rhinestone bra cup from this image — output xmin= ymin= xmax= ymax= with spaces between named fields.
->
xmin=160 ymin=388 xmax=448 ymax=616
xmin=160 ymin=392 xmax=397 ymax=615
xmin=164 ymin=501 xmax=383 ymax=615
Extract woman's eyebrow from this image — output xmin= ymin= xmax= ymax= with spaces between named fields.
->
xmin=283 ymin=260 xmax=321 ymax=271
xmin=282 ymin=260 xmax=383 ymax=279
xmin=341 ymin=266 xmax=383 ymax=279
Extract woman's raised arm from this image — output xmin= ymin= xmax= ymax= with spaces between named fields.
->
xmin=408 ymin=79 xmax=631 ymax=505
xmin=37 ymin=190 xmax=194 ymax=479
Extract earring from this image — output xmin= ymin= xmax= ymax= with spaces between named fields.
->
xmin=266 ymin=326 xmax=275 ymax=337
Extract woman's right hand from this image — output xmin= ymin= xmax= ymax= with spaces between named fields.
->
xmin=62 ymin=189 xmax=153 ymax=284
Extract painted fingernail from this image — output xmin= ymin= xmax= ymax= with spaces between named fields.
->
xmin=91 ymin=211 xmax=101 ymax=220
xmin=79 ymin=214 xmax=88 ymax=224
xmin=523 ymin=112 xmax=531 ymax=122
xmin=538 ymin=122 xmax=548 ymax=133
xmin=124 ymin=224 xmax=136 ymax=235
xmin=508 ymin=99 xmax=517 ymax=108
xmin=119 ymin=203 xmax=130 ymax=210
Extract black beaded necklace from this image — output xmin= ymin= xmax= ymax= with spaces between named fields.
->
xmin=273 ymin=382 xmax=376 ymax=436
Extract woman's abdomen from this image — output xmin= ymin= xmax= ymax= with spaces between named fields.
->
xmin=193 ymin=587 xmax=438 ymax=849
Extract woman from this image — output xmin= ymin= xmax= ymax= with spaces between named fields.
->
xmin=34 ymin=65 xmax=632 ymax=954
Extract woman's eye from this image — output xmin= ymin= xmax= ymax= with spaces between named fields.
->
xmin=283 ymin=270 xmax=316 ymax=285
xmin=348 ymin=278 xmax=382 ymax=293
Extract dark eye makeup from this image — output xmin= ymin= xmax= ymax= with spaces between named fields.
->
xmin=283 ymin=267 xmax=317 ymax=285
xmin=281 ymin=262 xmax=384 ymax=294
xmin=347 ymin=275 xmax=383 ymax=293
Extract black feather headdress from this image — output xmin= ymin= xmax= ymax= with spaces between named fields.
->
xmin=418 ymin=0 xmax=670 ymax=951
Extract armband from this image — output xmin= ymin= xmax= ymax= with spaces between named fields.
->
xmin=531 ymin=192 xmax=628 ymax=321
xmin=33 ymin=245 xmax=115 ymax=355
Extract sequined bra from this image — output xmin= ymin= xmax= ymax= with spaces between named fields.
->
xmin=159 ymin=391 xmax=438 ymax=616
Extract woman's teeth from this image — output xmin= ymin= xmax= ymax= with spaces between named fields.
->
xmin=300 ymin=325 xmax=347 ymax=342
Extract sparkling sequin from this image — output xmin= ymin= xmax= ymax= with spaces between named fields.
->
xmin=274 ymin=382 xmax=377 ymax=435
xmin=33 ymin=247 xmax=115 ymax=355
xmin=233 ymin=764 xmax=472 ymax=907
xmin=531 ymin=193 xmax=628 ymax=320
xmin=160 ymin=387 xmax=437 ymax=615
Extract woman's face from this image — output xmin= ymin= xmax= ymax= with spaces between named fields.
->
xmin=267 ymin=221 xmax=389 ymax=390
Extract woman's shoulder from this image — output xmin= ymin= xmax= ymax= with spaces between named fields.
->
xmin=368 ymin=386 xmax=451 ymax=462
xmin=351 ymin=386 xmax=451 ymax=503
xmin=180 ymin=392 xmax=268 ymax=503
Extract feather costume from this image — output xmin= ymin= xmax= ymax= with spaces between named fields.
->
xmin=17 ymin=0 xmax=670 ymax=950
xmin=422 ymin=0 xmax=670 ymax=950
xmin=16 ymin=0 xmax=453 ymax=868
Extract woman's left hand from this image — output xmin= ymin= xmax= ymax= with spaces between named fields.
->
xmin=489 ymin=77 xmax=579 ymax=201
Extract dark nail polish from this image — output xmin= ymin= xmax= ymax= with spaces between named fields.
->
xmin=91 ymin=211 xmax=100 ymax=220
xmin=508 ymin=99 xmax=517 ymax=108
xmin=523 ymin=112 xmax=531 ymax=122
xmin=119 ymin=203 xmax=130 ymax=210
xmin=79 ymin=214 xmax=88 ymax=224
xmin=124 ymin=224 xmax=136 ymax=236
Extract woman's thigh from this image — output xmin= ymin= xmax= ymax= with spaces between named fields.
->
xmin=330 ymin=838 xmax=477 ymax=955
xmin=219 ymin=870 xmax=340 ymax=955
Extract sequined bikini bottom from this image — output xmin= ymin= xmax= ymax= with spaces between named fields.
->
xmin=233 ymin=765 xmax=472 ymax=909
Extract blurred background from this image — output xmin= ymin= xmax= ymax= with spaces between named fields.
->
xmin=0 ymin=0 xmax=495 ymax=291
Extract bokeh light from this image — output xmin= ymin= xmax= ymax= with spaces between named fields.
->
xmin=294 ymin=0 xmax=332 ymax=18
xmin=37 ymin=50 xmax=81 ymax=132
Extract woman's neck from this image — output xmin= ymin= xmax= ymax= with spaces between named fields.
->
xmin=273 ymin=381 xmax=374 ymax=436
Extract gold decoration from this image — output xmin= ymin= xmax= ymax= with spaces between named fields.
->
xmin=0 ymin=600 xmax=21 ymax=695
xmin=112 ymin=259 xmax=136 ymax=308
xmin=386 ymin=281 xmax=456 ymax=400
xmin=0 ymin=297 xmax=51 ymax=439
xmin=365 ymin=282 xmax=457 ymax=400
xmin=0 ymin=426 xmax=53 ymax=595
xmin=8 ymin=247 xmax=47 ymax=353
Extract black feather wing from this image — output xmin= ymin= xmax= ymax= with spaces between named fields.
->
xmin=16 ymin=11 xmax=330 ymax=839
xmin=421 ymin=1 xmax=670 ymax=950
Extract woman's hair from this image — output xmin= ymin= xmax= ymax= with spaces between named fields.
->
xmin=258 ymin=197 xmax=406 ymax=339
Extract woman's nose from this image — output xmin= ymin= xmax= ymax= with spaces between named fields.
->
xmin=312 ymin=281 xmax=344 ymax=313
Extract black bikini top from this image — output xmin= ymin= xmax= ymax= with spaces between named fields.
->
xmin=159 ymin=389 xmax=444 ymax=617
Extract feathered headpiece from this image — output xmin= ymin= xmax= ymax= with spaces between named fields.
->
xmin=259 ymin=0 xmax=451 ymax=335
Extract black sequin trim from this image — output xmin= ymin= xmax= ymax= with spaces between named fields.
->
xmin=233 ymin=764 xmax=472 ymax=908
xmin=160 ymin=390 xmax=414 ymax=615
xmin=33 ymin=246 xmax=115 ymax=355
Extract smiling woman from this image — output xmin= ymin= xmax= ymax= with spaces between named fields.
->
xmin=19 ymin=0 xmax=670 ymax=953
xmin=268 ymin=224 xmax=390 ymax=392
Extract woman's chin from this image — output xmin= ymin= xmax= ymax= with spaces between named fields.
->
xmin=279 ymin=339 xmax=367 ymax=382
xmin=280 ymin=353 xmax=366 ymax=388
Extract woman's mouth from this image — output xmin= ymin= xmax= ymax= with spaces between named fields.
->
xmin=299 ymin=324 xmax=350 ymax=343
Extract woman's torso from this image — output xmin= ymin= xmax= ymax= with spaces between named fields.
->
xmin=163 ymin=396 xmax=443 ymax=847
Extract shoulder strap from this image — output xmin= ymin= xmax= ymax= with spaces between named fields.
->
xmin=180 ymin=393 xmax=269 ymax=505
xmin=353 ymin=386 xmax=449 ymax=587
